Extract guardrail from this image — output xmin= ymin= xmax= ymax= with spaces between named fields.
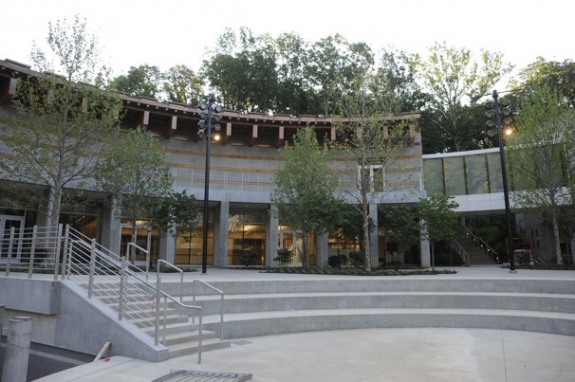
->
xmin=450 ymin=239 xmax=470 ymax=266
xmin=193 ymin=280 xmax=225 ymax=341
xmin=463 ymin=227 xmax=500 ymax=264
xmin=1 ymin=224 xmax=63 ymax=279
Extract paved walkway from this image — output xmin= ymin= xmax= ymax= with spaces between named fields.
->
xmin=34 ymin=266 xmax=575 ymax=381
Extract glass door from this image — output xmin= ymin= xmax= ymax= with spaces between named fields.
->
xmin=278 ymin=230 xmax=303 ymax=267
xmin=0 ymin=216 xmax=25 ymax=264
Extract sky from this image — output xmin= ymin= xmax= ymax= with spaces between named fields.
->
xmin=1 ymin=0 xmax=573 ymax=90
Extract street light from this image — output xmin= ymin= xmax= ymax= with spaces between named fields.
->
xmin=485 ymin=90 xmax=516 ymax=273
xmin=198 ymin=94 xmax=222 ymax=273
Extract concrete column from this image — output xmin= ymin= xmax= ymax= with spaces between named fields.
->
xmin=213 ymin=201 xmax=229 ymax=267
xmin=420 ymin=229 xmax=431 ymax=267
xmin=1 ymin=316 xmax=32 ymax=382
xmin=369 ymin=203 xmax=379 ymax=268
xmin=35 ymin=188 xmax=53 ymax=228
xmin=316 ymin=232 xmax=329 ymax=268
xmin=265 ymin=205 xmax=279 ymax=267
xmin=158 ymin=229 xmax=176 ymax=264
xmin=100 ymin=199 xmax=121 ymax=256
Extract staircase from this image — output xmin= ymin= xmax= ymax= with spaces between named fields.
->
xmin=169 ymin=276 xmax=575 ymax=340
xmin=62 ymin=226 xmax=230 ymax=360
xmin=456 ymin=234 xmax=498 ymax=265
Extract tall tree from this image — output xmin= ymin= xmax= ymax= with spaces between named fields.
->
xmin=0 ymin=15 xmax=122 ymax=229
xmin=95 ymin=127 xmax=173 ymax=246
xmin=271 ymin=126 xmax=342 ymax=268
xmin=512 ymin=57 xmax=575 ymax=108
xmin=418 ymin=195 xmax=459 ymax=271
xmin=507 ymin=84 xmax=575 ymax=265
xmin=162 ymin=64 xmax=204 ymax=106
xmin=332 ymin=81 xmax=418 ymax=270
xmin=307 ymin=34 xmax=374 ymax=115
xmin=110 ymin=64 xmax=162 ymax=98
xmin=157 ymin=190 xmax=200 ymax=263
xmin=415 ymin=42 xmax=513 ymax=152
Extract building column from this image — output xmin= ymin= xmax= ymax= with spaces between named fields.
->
xmin=265 ymin=205 xmax=279 ymax=267
xmin=213 ymin=201 xmax=229 ymax=267
xmin=369 ymin=203 xmax=379 ymax=268
xmin=316 ymin=232 xmax=329 ymax=268
xmin=100 ymin=199 xmax=121 ymax=256
xmin=420 ymin=227 xmax=431 ymax=267
xmin=159 ymin=228 xmax=176 ymax=264
xmin=35 ymin=188 xmax=53 ymax=227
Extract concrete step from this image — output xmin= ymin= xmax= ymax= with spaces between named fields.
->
xmin=203 ymin=308 xmax=575 ymax=339
xmin=161 ymin=277 xmax=575 ymax=296
xmin=168 ymin=336 xmax=231 ymax=359
xmin=185 ymin=291 xmax=575 ymax=315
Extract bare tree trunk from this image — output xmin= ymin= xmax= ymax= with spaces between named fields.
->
xmin=552 ymin=213 xmax=563 ymax=265
xmin=362 ymin=202 xmax=371 ymax=270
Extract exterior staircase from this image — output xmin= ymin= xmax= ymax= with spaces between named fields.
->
xmin=162 ymin=276 xmax=575 ymax=341
xmin=456 ymin=233 xmax=498 ymax=265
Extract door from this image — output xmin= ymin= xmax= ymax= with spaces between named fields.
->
xmin=0 ymin=216 xmax=25 ymax=264
xmin=278 ymin=230 xmax=303 ymax=266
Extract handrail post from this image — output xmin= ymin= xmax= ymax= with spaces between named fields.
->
xmin=192 ymin=281 xmax=196 ymax=324
xmin=53 ymin=224 xmax=63 ymax=281
xmin=220 ymin=294 xmax=224 ymax=341
xmin=87 ymin=239 xmax=96 ymax=298
xmin=6 ymin=227 xmax=15 ymax=277
xmin=28 ymin=226 xmax=37 ymax=279
xmin=60 ymin=225 xmax=70 ymax=280
xmin=119 ymin=258 xmax=126 ymax=320
xmin=198 ymin=313 xmax=203 ymax=364
xmin=155 ymin=276 xmax=161 ymax=346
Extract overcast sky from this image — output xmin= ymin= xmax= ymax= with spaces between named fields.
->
xmin=1 ymin=0 xmax=573 ymax=89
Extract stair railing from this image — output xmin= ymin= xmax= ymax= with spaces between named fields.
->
xmin=157 ymin=260 xmax=184 ymax=302
xmin=450 ymin=239 xmax=469 ymax=266
xmin=193 ymin=280 xmax=225 ymax=341
xmin=463 ymin=227 xmax=499 ymax=264
xmin=126 ymin=242 xmax=150 ymax=280
xmin=63 ymin=227 xmax=205 ymax=359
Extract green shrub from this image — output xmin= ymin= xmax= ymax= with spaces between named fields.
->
xmin=274 ymin=248 xmax=294 ymax=266
xmin=241 ymin=252 xmax=259 ymax=267
xmin=348 ymin=251 xmax=365 ymax=268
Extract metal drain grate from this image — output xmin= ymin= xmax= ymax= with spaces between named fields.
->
xmin=152 ymin=370 xmax=253 ymax=382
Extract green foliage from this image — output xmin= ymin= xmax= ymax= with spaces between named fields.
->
xmin=381 ymin=204 xmax=419 ymax=252
xmin=347 ymin=250 xmax=366 ymax=268
xmin=274 ymin=248 xmax=294 ymax=266
xmin=0 ymin=15 xmax=122 ymax=228
xmin=507 ymin=84 xmax=575 ymax=265
xmin=241 ymin=252 xmax=259 ymax=267
xmin=415 ymin=42 xmax=513 ymax=152
xmin=418 ymin=195 xmax=459 ymax=270
xmin=271 ymin=126 xmax=341 ymax=268
xmin=95 ymin=127 xmax=173 ymax=232
xmin=110 ymin=64 xmax=162 ymax=98
xmin=162 ymin=64 xmax=204 ymax=105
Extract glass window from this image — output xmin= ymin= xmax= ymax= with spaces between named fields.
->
xmin=443 ymin=156 xmax=466 ymax=195
xmin=465 ymin=155 xmax=489 ymax=194
xmin=487 ymin=153 xmax=503 ymax=193
xmin=423 ymin=159 xmax=444 ymax=195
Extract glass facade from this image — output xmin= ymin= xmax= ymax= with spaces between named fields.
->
xmin=227 ymin=209 xmax=267 ymax=266
xmin=423 ymin=150 xmax=504 ymax=196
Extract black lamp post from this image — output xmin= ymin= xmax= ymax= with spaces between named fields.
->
xmin=485 ymin=90 xmax=516 ymax=273
xmin=197 ymin=94 xmax=222 ymax=274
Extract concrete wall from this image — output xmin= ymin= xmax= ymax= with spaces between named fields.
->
xmin=0 ymin=278 xmax=168 ymax=362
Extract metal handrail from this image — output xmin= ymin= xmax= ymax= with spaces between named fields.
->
xmin=156 ymin=276 xmax=204 ymax=363
xmin=192 ymin=279 xmax=225 ymax=341
xmin=464 ymin=227 xmax=499 ymax=264
xmin=127 ymin=242 xmax=150 ymax=278
xmin=450 ymin=239 xmax=469 ymax=266
xmin=157 ymin=260 xmax=184 ymax=302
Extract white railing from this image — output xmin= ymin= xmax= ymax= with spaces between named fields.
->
xmin=192 ymin=280 xmax=225 ymax=341
xmin=1 ymin=225 xmax=63 ymax=279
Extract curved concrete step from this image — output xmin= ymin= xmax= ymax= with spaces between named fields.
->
xmin=204 ymin=308 xmax=575 ymax=338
